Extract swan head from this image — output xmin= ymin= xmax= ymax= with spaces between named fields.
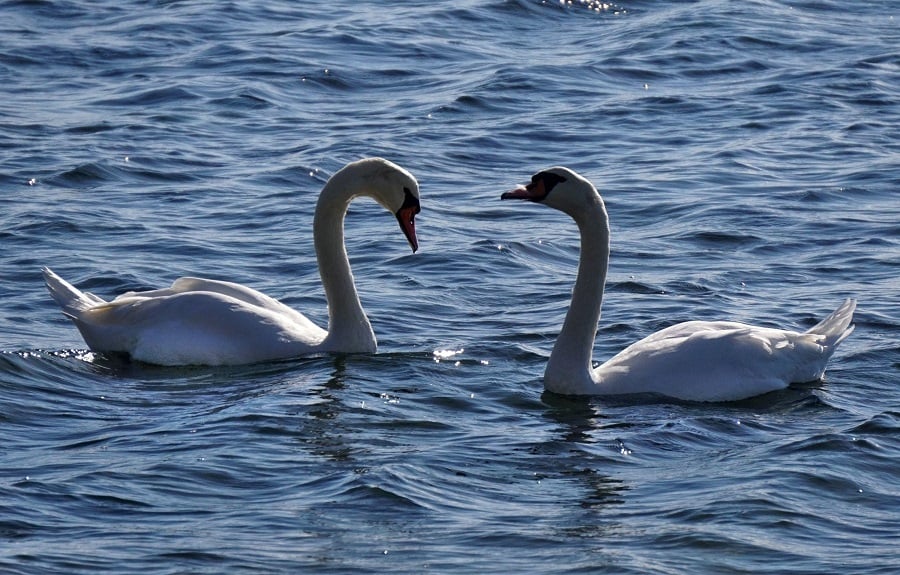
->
xmin=332 ymin=157 xmax=421 ymax=252
xmin=500 ymin=166 xmax=604 ymax=221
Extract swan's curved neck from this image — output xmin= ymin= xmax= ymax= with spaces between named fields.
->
xmin=545 ymin=204 xmax=610 ymax=389
xmin=313 ymin=174 xmax=375 ymax=352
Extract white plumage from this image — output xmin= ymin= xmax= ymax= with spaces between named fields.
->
xmin=502 ymin=166 xmax=855 ymax=401
xmin=43 ymin=157 xmax=421 ymax=366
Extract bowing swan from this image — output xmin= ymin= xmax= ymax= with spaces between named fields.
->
xmin=502 ymin=167 xmax=856 ymax=402
xmin=43 ymin=157 xmax=421 ymax=366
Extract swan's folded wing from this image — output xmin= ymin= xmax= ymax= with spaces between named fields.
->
xmin=598 ymin=321 xmax=806 ymax=401
xmin=114 ymin=276 xmax=322 ymax=334
xmin=82 ymin=291 xmax=327 ymax=365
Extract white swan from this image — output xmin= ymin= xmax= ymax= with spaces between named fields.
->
xmin=43 ymin=157 xmax=421 ymax=366
xmin=502 ymin=167 xmax=856 ymax=401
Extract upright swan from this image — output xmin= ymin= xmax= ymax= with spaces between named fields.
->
xmin=43 ymin=157 xmax=421 ymax=366
xmin=502 ymin=167 xmax=856 ymax=401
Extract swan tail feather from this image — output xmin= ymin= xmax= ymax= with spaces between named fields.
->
xmin=42 ymin=267 xmax=106 ymax=318
xmin=806 ymin=298 xmax=856 ymax=350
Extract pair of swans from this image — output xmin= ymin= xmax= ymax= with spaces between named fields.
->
xmin=43 ymin=158 xmax=856 ymax=401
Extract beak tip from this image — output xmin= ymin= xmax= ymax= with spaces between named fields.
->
xmin=501 ymin=187 xmax=531 ymax=201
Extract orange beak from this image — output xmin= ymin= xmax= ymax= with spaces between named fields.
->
xmin=395 ymin=189 xmax=420 ymax=253
xmin=501 ymin=179 xmax=547 ymax=202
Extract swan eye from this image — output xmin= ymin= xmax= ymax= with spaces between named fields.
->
xmin=401 ymin=187 xmax=420 ymax=214
xmin=537 ymin=171 xmax=567 ymax=192
xmin=523 ymin=171 xmax=567 ymax=201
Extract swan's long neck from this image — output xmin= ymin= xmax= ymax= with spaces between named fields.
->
xmin=545 ymin=203 xmax=610 ymax=391
xmin=313 ymin=174 xmax=376 ymax=352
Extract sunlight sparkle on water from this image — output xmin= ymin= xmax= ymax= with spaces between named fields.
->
xmin=433 ymin=348 xmax=464 ymax=361
xmin=380 ymin=393 xmax=400 ymax=405
xmin=556 ymin=0 xmax=625 ymax=13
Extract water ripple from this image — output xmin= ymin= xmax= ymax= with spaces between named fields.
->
xmin=1 ymin=0 xmax=898 ymax=573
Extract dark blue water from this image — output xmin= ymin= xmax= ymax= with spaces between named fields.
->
xmin=2 ymin=1 xmax=899 ymax=572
